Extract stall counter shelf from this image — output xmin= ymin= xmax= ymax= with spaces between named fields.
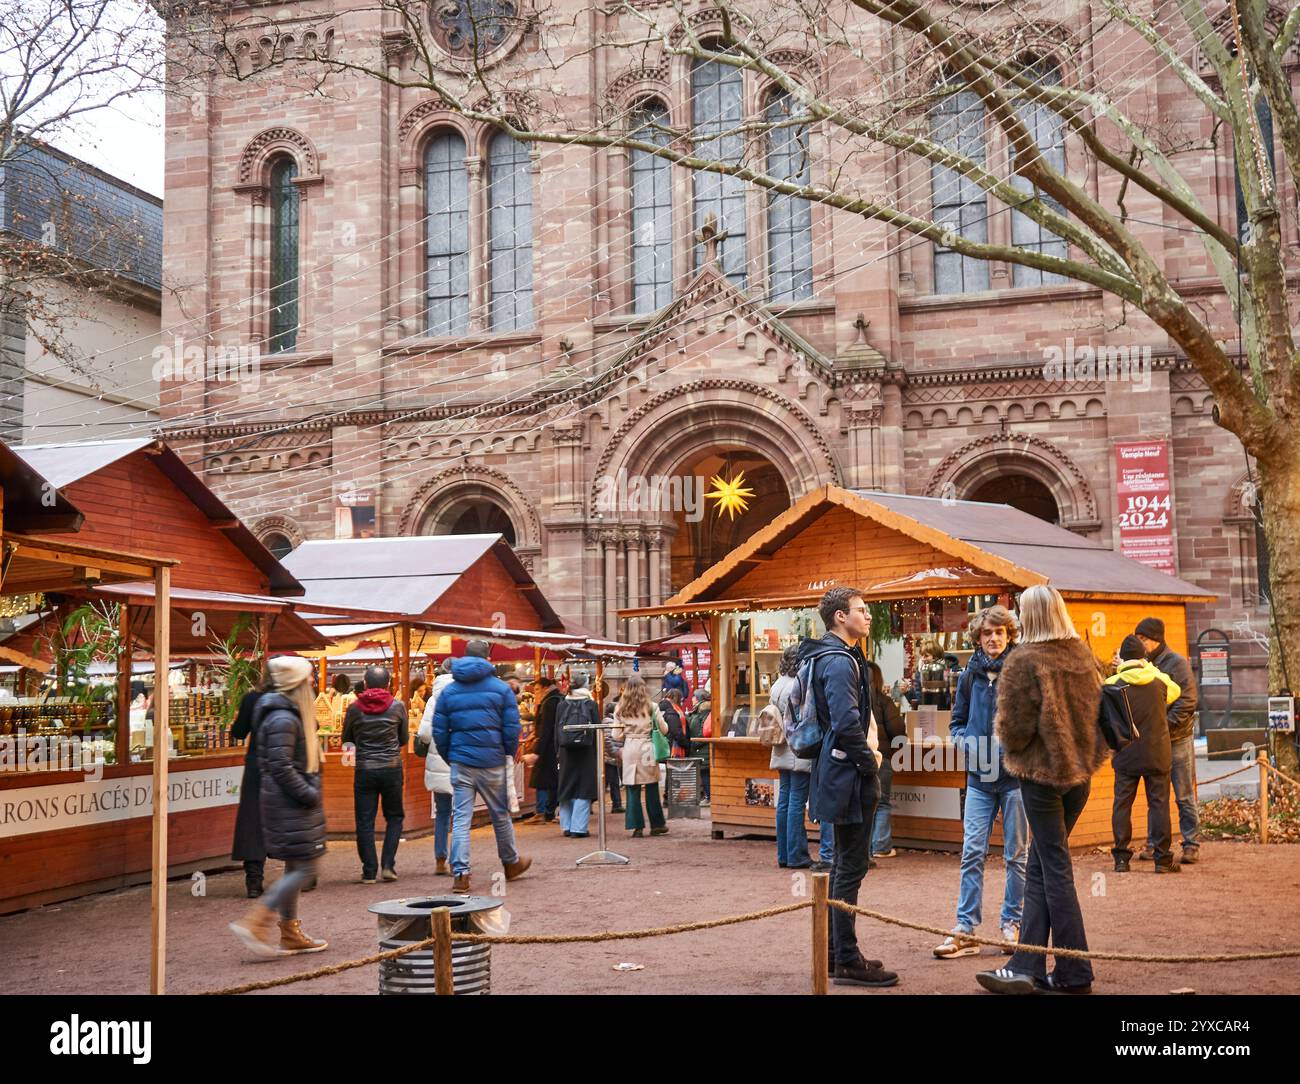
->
xmin=698 ymin=736 xmax=1148 ymax=850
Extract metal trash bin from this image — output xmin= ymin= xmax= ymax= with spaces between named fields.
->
xmin=368 ymin=895 xmax=499 ymax=995
xmin=665 ymin=757 xmax=704 ymax=819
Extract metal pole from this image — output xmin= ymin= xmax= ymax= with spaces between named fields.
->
xmin=564 ymin=720 xmax=629 ymax=866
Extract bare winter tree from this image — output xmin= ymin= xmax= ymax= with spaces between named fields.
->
xmin=0 ymin=0 xmax=164 ymax=376
xmin=177 ymin=1 xmax=1300 ymax=718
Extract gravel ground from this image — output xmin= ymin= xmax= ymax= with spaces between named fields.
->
xmin=1 ymin=813 xmax=1297 ymax=996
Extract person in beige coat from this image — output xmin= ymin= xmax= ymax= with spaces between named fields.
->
xmin=612 ymin=674 xmax=670 ymax=838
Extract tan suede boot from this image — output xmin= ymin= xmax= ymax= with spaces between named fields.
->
xmin=503 ymin=855 xmax=532 ymax=881
xmin=229 ymin=904 xmax=283 ymax=956
xmin=435 ymin=858 xmax=449 ymax=875
xmin=451 ymin=872 xmax=471 ymax=893
xmin=279 ymin=919 xmax=328 ymax=954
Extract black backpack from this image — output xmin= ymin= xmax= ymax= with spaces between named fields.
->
xmin=1098 ymin=682 xmax=1141 ymax=752
xmin=557 ymin=697 xmax=598 ymax=748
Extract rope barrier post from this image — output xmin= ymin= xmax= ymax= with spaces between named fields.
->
xmin=1259 ymin=757 xmax=1269 ymax=844
xmin=812 ymin=872 xmax=829 ymax=996
xmin=432 ymin=908 xmax=454 ymax=995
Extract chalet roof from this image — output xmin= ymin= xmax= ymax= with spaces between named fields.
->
xmin=0 ymin=439 xmax=83 ymax=533
xmin=658 ymin=486 xmax=1213 ymax=610
xmin=280 ymin=534 xmax=564 ymax=630
xmin=12 ymin=438 xmax=303 ymax=595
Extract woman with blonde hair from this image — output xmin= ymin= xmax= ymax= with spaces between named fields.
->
xmin=976 ymin=585 xmax=1105 ymax=995
xmin=612 ymin=674 xmax=670 ymax=838
xmin=229 ymin=655 xmax=329 ymax=957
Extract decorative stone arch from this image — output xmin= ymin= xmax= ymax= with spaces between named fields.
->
xmin=923 ymin=432 xmax=1101 ymax=534
xmin=590 ymin=379 xmax=841 ymax=515
xmin=252 ymin=514 xmax=305 ymax=551
xmin=235 ymin=126 xmax=323 ymax=192
xmin=398 ymin=465 xmax=542 ymax=549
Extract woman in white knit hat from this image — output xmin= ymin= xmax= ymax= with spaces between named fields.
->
xmin=229 ymin=655 xmax=329 ymax=956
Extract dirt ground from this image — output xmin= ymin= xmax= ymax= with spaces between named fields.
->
xmin=2 ymin=813 xmax=1297 ymax=996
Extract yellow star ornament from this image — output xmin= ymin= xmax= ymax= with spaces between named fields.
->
xmin=705 ymin=472 xmax=756 ymax=520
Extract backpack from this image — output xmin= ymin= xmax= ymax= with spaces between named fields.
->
xmin=557 ymin=697 xmax=597 ymax=748
xmin=755 ymin=703 xmax=785 ymax=747
xmin=789 ymin=649 xmax=862 ymax=760
xmin=1098 ymin=681 xmax=1141 ymax=752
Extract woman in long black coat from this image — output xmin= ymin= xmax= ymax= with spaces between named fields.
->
xmin=556 ymin=675 xmax=600 ymax=837
xmin=527 ymin=680 xmax=561 ymax=821
xmin=229 ymin=685 xmax=267 ymax=897
xmin=229 ymin=656 xmax=328 ymax=957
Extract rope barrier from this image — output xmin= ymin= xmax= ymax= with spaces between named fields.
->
xmin=1262 ymin=760 xmax=1300 ymax=791
xmin=825 ymin=899 xmax=1300 ymax=963
xmin=1197 ymin=761 xmax=1259 ymax=786
xmin=204 ymin=900 xmax=812 ymax=995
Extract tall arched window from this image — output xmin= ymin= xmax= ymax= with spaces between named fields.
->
xmin=268 ymin=157 xmax=300 ymax=352
xmin=629 ymin=101 xmax=674 ymax=314
xmin=425 ymin=130 xmax=470 ymax=336
xmin=1011 ymin=57 xmax=1069 ymax=287
xmin=929 ymin=79 xmax=989 ymax=294
xmin=765 ymin=89 xmax=813 ymax=302
xmin=691 ymin=55 xmax=747 ymax=286
xmin=487 ymin=131 xmax=533 ymax=331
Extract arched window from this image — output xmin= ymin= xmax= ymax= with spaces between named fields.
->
xmin=425 ymin=130 xmax=470 ymax=336
xmin=268 ymin=157 xmax=300 ymax=352
xmin=486 ymin=131 xmax=533 ymax=331
xmin=691 ymin=55 xmax=747 ymax=286
xmin=262 ymin=531 xmax=294 ymax=560
xmin=1011 ymin=57 xmax=1069 ymax=287
xmin=629 ymin=101 xmax=674 ymax=314
xmin=929 ymin=79 xmax=989 ymax=294
xmin=765 ymin=89 xmax=813 ymax=302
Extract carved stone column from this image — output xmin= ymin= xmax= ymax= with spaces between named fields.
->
xmin=625 ymin=527 xmax=642 ymax=647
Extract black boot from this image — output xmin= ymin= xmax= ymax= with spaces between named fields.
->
xmin=245 ymin=877 xmax=263 ymax=899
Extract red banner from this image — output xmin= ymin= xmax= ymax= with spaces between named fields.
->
xmin=1114 ymin=440 xmax=1175 ymax=573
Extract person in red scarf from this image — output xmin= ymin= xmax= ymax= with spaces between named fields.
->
xmin=342 ymin=666 xmax=410 ymax=884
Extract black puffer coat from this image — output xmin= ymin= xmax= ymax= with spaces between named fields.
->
xmin=255 ymin=692 xmax=327 ymax=862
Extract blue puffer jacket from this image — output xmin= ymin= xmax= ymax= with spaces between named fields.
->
xmin=950 ymin=646 xmax=1017 ymax=793
xmin=433 ymin=656 xmax=521 ymax=768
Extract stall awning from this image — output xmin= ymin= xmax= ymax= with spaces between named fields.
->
xmin=89 ymin=582 xmax=330 ymax=651
xmin=1 ymin=533 xmax=171 ymax=596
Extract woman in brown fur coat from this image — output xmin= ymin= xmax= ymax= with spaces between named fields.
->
xmin=976 ymin=585 xmax=1105 ymax=996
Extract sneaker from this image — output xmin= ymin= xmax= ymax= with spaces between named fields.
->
xmin=1137 ymin=847 xmax=1154 ymax=861
xmin=999 ymin=923 xmax=1020 ymax=955
xmin=975 ymin=967 xmax=1037 ymax=995
xmin=1180 ymin=846 xmax=1200 ymax=865
xmin=279 ymin=919 xmax=328 ymax=955
xmin=381 ymin=868 xmax=398 ymax=882
xmin=1114 ymin=857 xmax=1131 ymax=873
xmin=1155 ymin=860 xmax=1183 ymax=874
xmin=229 ymin=904 xmax=283 ymax=957
xmin=650 ymin=826 xmax=668 ymax=836
xmin=933 ymin=928 xmax=979 ymax=959
xmin=504 ymin=855 xmax=532 ymax=881
xmin=828 ymin=956 xmax=882 ymax=976
xmin=833 ymin=956 xmax=899 ymax=987
xmin=360 ymin=875 xmax=377 ymax=885
xmin=1033 ymin=973 xmax=1092 ymax=995
xmin=874 ymin=849 xmax=898 ymax=858
xmin=810 ymin=861 xmax=832 ymax=872
xmin=451 ymin=873 xmax=471 ymax=893
xmin=631 ymin=829 xmax=644 ymax=838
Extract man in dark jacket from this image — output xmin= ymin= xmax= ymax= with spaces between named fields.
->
xmin=1109 ymin=635 xmax=1181 ymax=874
xmin=661 ymin=662 xmax=691 ymax=706
xmin=1135 ymin=617 xmax=1201 ymax=864
xmin=434 ymin=640 xmax=532 ymax=893
xmin=523 ymin=678 xmax=561 ymax=822
xmin=800 ymin=586 xmax=897 ymax=988
xmin=342 ymin=665 xmax=409 ymax=884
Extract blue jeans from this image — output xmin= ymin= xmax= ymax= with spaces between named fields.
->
xmin=534 ymin=788 xmax=556 ymax=818
xmin=1149 ymin=738 xmax=1199 ymax=849
xmin=776 ymin=770 xmax=812 ymax=867
xmin=450 ymin=762 xmax=519 ymax=876
xmin=354 ymin=766 xmax=404 ymax=878
xmin=433 ymin=791 xmax=452 ymax=861
xmin=559 ymin=799 xmax=592 ymax=834
xmin=956 ymin=783 xmax=1028 ymax=932
xmin=819 ymin=820 xmax=834 ymax=863
xmin=871 ymin=757 xmax=893 ymax=855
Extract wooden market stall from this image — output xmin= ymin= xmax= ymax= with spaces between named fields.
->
xmin=0 ymin=439 xmax=318 ymax=920
xmin=620 ymin=486 xmax=1214 ymax=849
xmin=280 ymin=534 xmax=574 ymax=831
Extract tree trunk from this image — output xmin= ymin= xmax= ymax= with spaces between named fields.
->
xmin=1255 ymin=443 xmax=1300 ymax=775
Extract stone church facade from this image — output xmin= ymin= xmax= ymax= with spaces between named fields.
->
xmin=159 ymin=2 xmax=1292 ymax=696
